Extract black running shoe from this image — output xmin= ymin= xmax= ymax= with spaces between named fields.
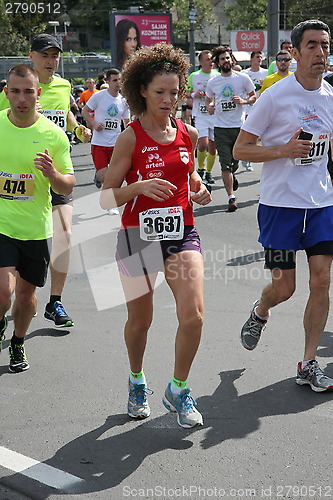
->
xmin=205 ymin=172 xmax=215 ymax=184
xmin=0 ymin=316 xmax=8 ymax=353
xmin=93 ymin=174 xmax=102 ymax=189
xmin=197 ymin=169 xmax=205 ymax=179
xmin=44 ymin=301 xmax=74 ymax=328
xmin=241 ymin=300 xmax=268 ymax=350
xmin=9 ymin=343 xmax=29 ymax=373
xmin=233 ymin=174 xmax=239 ymax=191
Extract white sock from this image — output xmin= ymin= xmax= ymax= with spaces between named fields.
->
xmin=130 ymin=373 xmax=146 ymax=385
xmin=254 ymin=306 xmax=269 ymax=321
xmin=170 ymin=384 xmax=184 ymax=395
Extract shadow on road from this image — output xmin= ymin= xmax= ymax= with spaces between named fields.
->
xmin=3 ymin=366 xmax=333 ymax=498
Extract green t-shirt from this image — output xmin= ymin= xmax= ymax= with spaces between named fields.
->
xmin=0 ymin=110 xmax=73 ymax=240
xmin=0 ymin=76 xmax=71 ymax=130
xmin=38 ymin=76 xmax=71 ymax=130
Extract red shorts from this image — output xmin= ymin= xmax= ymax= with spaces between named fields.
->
xmin=91 ymin=145 xmax=114 ymax=171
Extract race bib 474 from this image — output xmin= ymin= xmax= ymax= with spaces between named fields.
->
xmin=0 ymin=171 xmax=34 ymax=200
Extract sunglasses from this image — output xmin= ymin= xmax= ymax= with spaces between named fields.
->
xmin=277 ymin=57 xmax=291 ymax=62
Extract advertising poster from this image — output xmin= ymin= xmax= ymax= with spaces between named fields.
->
xmin=109 ymin=12 xmax=173 ymax=69
xmin=230 ymin=30 xmax=292 ymax=53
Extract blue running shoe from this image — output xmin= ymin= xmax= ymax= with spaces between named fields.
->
xmin=162 ymin=383 xmax=203 ymax=428
xmin=128 ymin=380 xmax=153 ymax=419
xmin=44 ymin=301 xmax=74 ymax=328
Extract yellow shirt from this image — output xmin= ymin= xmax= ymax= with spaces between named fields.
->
xmin=0 ymin=111 xmax=73 ymax=240
xmin=259 ymin=71 xmax=292 ymax=94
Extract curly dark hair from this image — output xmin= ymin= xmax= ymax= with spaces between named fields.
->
xmin=211 ymin=45 xmax=238 ymax=68
xmin=121 ymin=43 xmax=190 ymax=116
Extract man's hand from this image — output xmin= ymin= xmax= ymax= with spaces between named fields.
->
xmin=284 ymin=128 xmax=313 ymax=159
xmin=232 ymin=95 xmax=243 ymax=105
xmin=75 ymin=124 xmax=91 ymax=143
xmin=34 ymin=148 xmax=57 ymax=179
xmin=93 ymin=122 xmax=104 ymax=132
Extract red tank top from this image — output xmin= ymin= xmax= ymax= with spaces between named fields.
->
xmin=121 ymin=118 xmax=195 ymax=229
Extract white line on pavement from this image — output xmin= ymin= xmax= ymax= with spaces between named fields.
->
xmin=0 ymin=446 xmax=84 ymax=491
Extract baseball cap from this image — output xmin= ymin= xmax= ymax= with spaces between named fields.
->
xmin=31 ymin=34 xmax=62 ymax=53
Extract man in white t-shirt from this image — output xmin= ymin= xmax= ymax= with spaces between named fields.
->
xmin=82 ymin=68 xmax=130 ymax=210
xmin=187 ymin=50 xmax=219 ymax=184
xmin=205 ymin=46 xmax=256 ymax=211
xmin=241 ymin=50 xmax=268 ymax=171
xmin=234 ymin=19 xmax=333 ymax=392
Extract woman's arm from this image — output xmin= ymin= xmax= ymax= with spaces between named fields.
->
xmin=100 ymin=126 xmax=177 ymax=209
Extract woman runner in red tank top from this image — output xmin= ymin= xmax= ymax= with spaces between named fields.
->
xmin=101 ymin=43 xmax=211 ymax=429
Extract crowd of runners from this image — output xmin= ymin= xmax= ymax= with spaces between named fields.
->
xmin=1 ymin=19 xmax=333 ymax=430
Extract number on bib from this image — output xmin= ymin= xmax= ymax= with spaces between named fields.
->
xmin=0 ymin=171 xmax=34 ymax=200
xmin=139 ymin=207 xmax=184 ymax=241
xmin=221 ymin=101 xmax=236 ymax=111
xmin=295 ymin=132 xmax=330 ymax=166
xmin=105 ymin=119 xmax=119 ymax=130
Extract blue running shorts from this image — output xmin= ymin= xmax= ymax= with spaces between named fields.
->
xmin=258 ymin=204 xmax=333 ymax=251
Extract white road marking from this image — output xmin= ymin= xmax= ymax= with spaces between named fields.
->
xmin=0 ymin=446 xmax=84 ymax=491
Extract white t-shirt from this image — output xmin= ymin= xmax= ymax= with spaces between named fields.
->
xmin=188 ymin=69 xmax=219 ymax=118
xmin=242 ymin=73 xmax=333 ymax=209
xmin=87 ymin=89 xmax=130 ymax=147
xmin=242 ymin=67 xmax=268 ymax=96
xmin=205 ymin=72 xmax=255 ymax=128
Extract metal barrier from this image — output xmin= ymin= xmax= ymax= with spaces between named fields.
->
xmin=0 ymin=56 xmax=112 ymax=80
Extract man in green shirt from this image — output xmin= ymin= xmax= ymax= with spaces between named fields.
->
xmin=0 ymin=35 xmax=91 ymax=328
xmin=0 ymin=64 xmax=75 ymax=372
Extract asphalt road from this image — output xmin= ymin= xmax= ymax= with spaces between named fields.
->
xmin=1 ymin=142 xmax=333 ymax=500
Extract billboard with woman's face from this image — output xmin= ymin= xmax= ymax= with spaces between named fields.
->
xmin=109 ymin=12 xmax=173 ymax=69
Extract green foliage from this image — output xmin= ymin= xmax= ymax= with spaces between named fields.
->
xmin=0 ymin=0 xmax=49 ymax=55
xmin=282 ymin=0 xmax=333 ymax=35
xmin=172 ymin=0 xmax=217 ymax=39
xmin=224 ymin=0 xmax=333 ymax=35
xmin=224 ymin=0 xmax=267 ymax=30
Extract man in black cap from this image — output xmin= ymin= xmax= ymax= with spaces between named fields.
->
xmin=30 ymin=34 xmax=90 ymax=328
xmin=0 ymin=34 xmax=90 ymax=328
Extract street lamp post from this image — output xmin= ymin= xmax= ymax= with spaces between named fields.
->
xmin=48 ymin=20 xmax=59 ymax=36
xmin=267 ymin=0 xmax=280 ymax=64
xmin=64 ymin=21 xmax=71 ymax=37
xmin=189 ymin=1 xmax=197 ymax=73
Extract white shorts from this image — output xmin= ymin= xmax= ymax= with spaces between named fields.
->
xmin=194 ymin=116 xmax=215 ymax=141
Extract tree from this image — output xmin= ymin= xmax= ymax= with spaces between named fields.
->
xmin=224 ymin=0 xmax=333 ymax=35
xmin=0 ymin=0 xmax=48 ymax=55
xmin=172 ymin=0 xmax=216 ymax=40
xmin=282 ymin=0 xmax=333 ymax=35
xmin=224 ymin=0 xmax=268 ymax=30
